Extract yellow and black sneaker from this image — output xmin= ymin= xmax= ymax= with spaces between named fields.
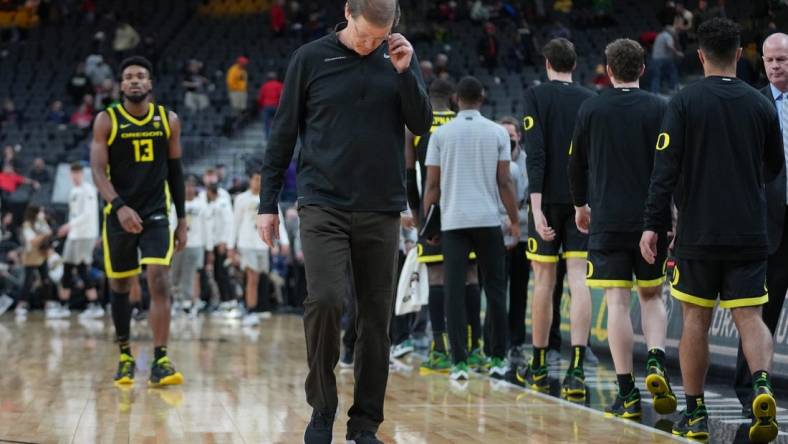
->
xmin=605 ymin=387 xmax=642 ymax=419
xmin=148 ymin=356 xmax=184 ymax=387
xmin=114 ymin=353 xmax=135 ymax=385
xmin=419 ymin=350 xmax=452 ymax=375
xmin=672 ymin=406 xmax=709 ymax=442
xmin=561 ymin=368 xmax=587 ymax=403
xmin=749 ymin=384 xmax=778 ymax=443
xmin=514 ymin=361 xmax=549 ymax=392
xmin=645 ymin=358 xmax=677 ymax=414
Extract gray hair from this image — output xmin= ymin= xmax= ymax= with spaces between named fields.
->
xmin=347 ymin=0 xmax=400 ymax=28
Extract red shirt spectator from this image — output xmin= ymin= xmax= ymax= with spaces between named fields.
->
xmin=271 ymin=1 xmax=286 ymax=35
xmin=0 ymin=167 xmax=28 ymax=193
xmin=70 ymin=103 xmax=94 ymax=129
xmin=257 ymin=76 xmax=284 ymax=109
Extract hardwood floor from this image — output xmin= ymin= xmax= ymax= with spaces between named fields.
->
xmin=0 ymin=314 xmax=681 ymax=443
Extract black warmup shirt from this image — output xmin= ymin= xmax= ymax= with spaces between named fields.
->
xmin=414 ymin=110 xmax=455 ymax=196
xmin=259 ymin=23 xmax=432 ymax=214
xmin=643 ymin=76 xmax=784 ymax=260
xmin=568 ymin=88 xmax=668 ymax=248
xmin=522 ymin=80 xmax=595 ymax=205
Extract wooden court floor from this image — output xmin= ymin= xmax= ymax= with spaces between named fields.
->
xmin=0 ymin=314 xmax=684 ymax=444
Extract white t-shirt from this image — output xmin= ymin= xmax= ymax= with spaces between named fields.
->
xmin=67 ymin=183 xmax=99 ymax=240
xmin=185 ymin=198 xmax=214 ymax=250
xmin=233 ymin=190 xmax=289 ymax=251
xmin=199 ymin=187 xmax=234 ymax=246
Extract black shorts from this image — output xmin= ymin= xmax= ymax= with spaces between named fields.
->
xmin=526 ymin=204 xmax=588 ymax=263
xmin=586 ymin=235 xmax=667 ymax=289
xmin=670 ymin=258 xmax=768 ymax=309
xmin=416 ymin=239 xmax=476 ymax=264
xmin=102 ymin=208 xmax=173 ymax=279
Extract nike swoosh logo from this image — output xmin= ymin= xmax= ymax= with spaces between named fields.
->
xmin=688 ymin=417 xmax=704 ymax=426
xmin=324 ymin=56 xmax=347 ymax=62
xmin=383 ymin=53 xmax=391 ymax=59
xmin=624 ymin=399 xmax=639 ymax=408
xmin=120 ymin=123 xmax=131 ymax=129
xmin=532 ymin=373 xmax=546 ymax=381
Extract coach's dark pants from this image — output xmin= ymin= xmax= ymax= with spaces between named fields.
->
xmin=735 ymin=206 xmax=788 ymax=407
xmin=299 ymin=205 xmax=400 ymax=434
xmin=443 ymin=226 xmax=508 ymax=363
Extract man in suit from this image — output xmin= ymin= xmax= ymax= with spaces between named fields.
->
xmin=735 ymin=31 xmax=788 ymax=415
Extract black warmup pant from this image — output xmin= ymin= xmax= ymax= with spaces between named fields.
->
xmin=299 ymin=205 xmax=400 ymax=434
xmin=735 ymin=206 xmax=788 ymax=406
xmin=443 ymin=227 xmax=508 ymax=363
xmin=549 ymin=259 xmax=567 ymax=351
xmin=213 ymin=247 xmax=234 ymax=302
xmin=508 ymin=241 xmax=530 ymax=347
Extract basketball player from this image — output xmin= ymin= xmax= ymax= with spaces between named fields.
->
xmin=57 ymin=162 xmax=102 ymax=319
xmin=568 ymin=38 xmax=675 ymax=419
xmin=90 ymin=56 xmax=187 ymax=387
xmin=233 ymin=171 xmax=288 ymax=327
xmin=405 ymin=79 xmax=484 ymax=375
xmin=516 ymin=38 xmax=595 ymax=402
xmin=641 ymin=18 xmax=782 ymax=441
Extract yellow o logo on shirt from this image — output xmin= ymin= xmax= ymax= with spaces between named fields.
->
xmin=586 ymin=261 xmax=594 ymax=278
xmin=527 ymin=237 xmax=538 ymax=253
xmin=656 ymin=132 xmax=671 ymax=151
xmin=523 ymin=116 xmax=535 ymax=131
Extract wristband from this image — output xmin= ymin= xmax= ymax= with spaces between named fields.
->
xmin=111 ymin=197 xmax=126 ymax=212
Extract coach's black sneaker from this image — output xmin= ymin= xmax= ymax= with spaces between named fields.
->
xmin=148 ymin=356 xmax=184 ymax=387
xmin=672 ymin=406 xmax=709 ymax=441
xmin=347 ymin=430 xmax=383 ymax=444
xmin=605 ymin=387 xmax=642 ymax=419
xmin=515 ymin=361 xmax=549 ymax=392
xmin=561 ymin=368 xmax=587 ymax=403
xmin=645 ymin=359 xmax=677 ymax=414
xmin=304 ymin=410 xmax=334 ymax=444
xmin=749 ymin=382 xmax=778 ymax=443
xmin=114 ymin=353 xmax=135 ymax=385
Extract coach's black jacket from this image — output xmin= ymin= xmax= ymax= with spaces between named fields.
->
xmin=643 ymin=76 xmax=784 ymax=260
xmin=259 ymin=23 xmax=432 ymax=214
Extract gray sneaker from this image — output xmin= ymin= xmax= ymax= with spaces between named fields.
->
xmin=546 ymin=349 xmax=562 ymax=367
xmin=585 ymin=347 xmax=599 ymax=366
xmin=0 ymin=294 xmax=13 ymax=316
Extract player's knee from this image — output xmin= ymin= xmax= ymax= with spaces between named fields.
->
xmin=147 ymin=267 xmax=170 ymax=297
xmin=110 ymin=277 xmax=133 ymax=293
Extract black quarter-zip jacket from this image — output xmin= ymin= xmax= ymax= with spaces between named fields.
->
xmin=259 ymin=23 xmax=432 ymax=214
xmin=568 ymin=87 xmax=668 ymax=242
xmin=643 ymin=76 xmax=784 ymax=259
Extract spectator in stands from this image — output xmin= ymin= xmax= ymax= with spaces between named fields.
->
xmin=674 ymin=3 xmax=694 ymax=43
xmin=2 ymin=145 xmax=19 ymax=171
xmin=257 ymin=71 xmax=284 ymax=139
xmin=227 ymin=56 xmax=249 ymax=115
xmin=420 ymin=60 xmax=435 ymax=85
xmin=591 ymin=63 xmax=612 ymax=90
xmin=0 ymin=164 xmax=39 ymax=194
xmin=548 ymin=20 xmax=572 ymax=41
xmin=28 ymin=158 xmax=50 ymax=185
xmin=112 ymin=21 xmax=140 ymax=55
xmin=68 ymin=62 xmax=91 ymax=105
xmin=478 ymin=21 xmax=500 ymax=73
xmin=70 ymin=95 xmax=95 ymax=130
xmin=46 ymin=100 xmax=68 ymax=126
xmin=693 ymin=0 xmax=724 ymax=35
xmin=271 ymin=0 xmax=286 ymax=37
xmin=470 ymin=0 xmax=490 ymax=23
xmin=85 ymin=54 xmax=113 ymax=88
xmin=434 ymin=53 xmax=451 ymax=79
xmin=650 ymin=19 xmax=683 ymax=94
xmin=94 ymin=78 xmax=119 ymax=111
xmin=0 ymin=98 xmax=22 ymax=127
xmin=183 ymin=59 xmax=211 ymax=113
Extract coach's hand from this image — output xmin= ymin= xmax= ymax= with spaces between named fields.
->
xmin=574 ymin=205 xmax=590 ymax=234
xmin=257 ymin=213 xmax=280 ymax=249
xmin=508 ymin=224 xmax=521 ymax=249
xmin=388 ymin=33 xmax=414 ymax=74
xmin=117 ymin=206 xmax=143 ymax=234
xmin=174 ymin=220 xmax=188 ymax=253
xmin=639 ymin=230 xmax=659 ymax=264
xmin=532 ymin=208 xmax=555 ymax=241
